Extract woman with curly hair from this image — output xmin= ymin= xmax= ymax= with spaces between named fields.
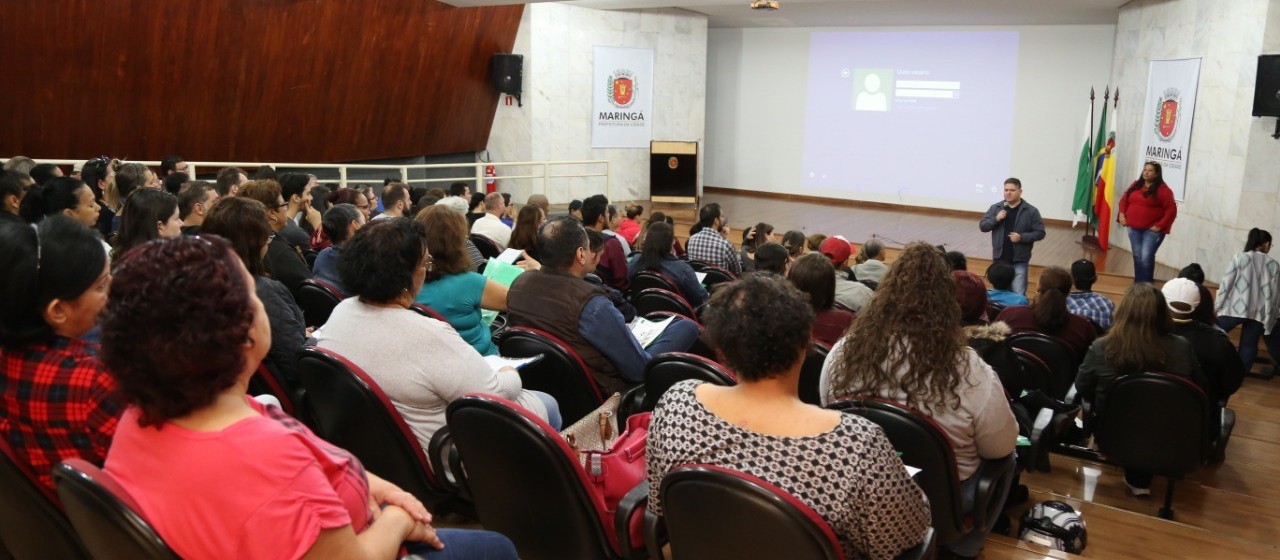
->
xmin=996 ymin=266 xmax=1098 ymax=358
xmin=819 ymin=241 xmax=1016 ymax=559
xmin=100 ymin=234 xmax=518 ymax=559
xmin=317 ymin=218 xmax=559 ymax=449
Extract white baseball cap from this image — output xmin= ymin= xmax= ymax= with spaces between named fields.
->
xmin=1161 ymin=278 xmax=1200 ymax=314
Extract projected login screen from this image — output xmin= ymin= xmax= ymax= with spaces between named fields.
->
xmin=801 ymin=31 xmax=1019 ymax=203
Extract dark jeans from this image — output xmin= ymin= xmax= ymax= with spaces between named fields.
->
xmin=1216 ymin=316 xmax=1280 ymax=374
xmin=648 ymin=317 xmax=702 ymax=355
xmin=1127 ymin=228 xmax=1165 ymax=284
xmin=404 ymin=529 xmax=518 ymax=559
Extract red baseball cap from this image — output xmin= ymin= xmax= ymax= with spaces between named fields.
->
xmin=819 ymin=236 xmax=854 ymax=267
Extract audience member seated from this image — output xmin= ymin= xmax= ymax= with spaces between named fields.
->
xmin=30 ymin=162 xmax=64 ymax=186
xmin=954 ymin=269 xmax=1024 ymax=395
xmin=1163 ymin=278 xmax=1245 ymax=406
xmin=0 ymin=217 xmax=121 ymax=498
xmin=1074 ymin=283 xmax=1203 ymax=496
xmin=239 ymin=180 xmax=312 ymax=293
xmin=567 ymin=198 xmax=583 ymax=221
xmin=415 ymin=206 xmax=509 ymax=356
xmin=107 ymin=163 xmax=158 ymax=229
xmin=160 ymin=172 xmax=188 ymax=196
xmin=648 ymin=274 xmax=931 ymax=560
xmin=253 ymin=163 xmax=278 ymax=181
xmin=617 ymin=203 xmax=643 ymax=246
xmin=628 ymin=222 xmax=708 ymax=308
xmin=215 ymin=166 xmax=248 ymax=197
xmin=427 ymin=201 xmax=486 ymax=271
xmin=203 ymin=197 xmax=307 ymax=383
xmin=603 ymin=204 xmax=632 ymax=255
xmin=465 ymin=192 xmax=487 ymax=226
xmin=2 ymin=156 xmax=36 ymax=174
xmin=1 ymin=170 xmax=29 ymax=224
xmin=498 ymin=193 xmax=516 ymax=227
xmin=99 ymin=234 xmax=518 ymax=559
xmin=312 ymin=203 xmax=364 ymax=295
xmin=176 ymin=181 xmax=218 ymax=236
xmin=821 ymin=242 xmax=1017 ymax=558
xmin=525 ymin=193 xmax=549 ymax=216
xmin=373 ymin=181 xmax=412 ymax=222
xmin=330 ymin=186 xmax=373 ymax=222
xmin=686 ymin=202 xmax=741 ymax=275
xmin=853 ymin=238 xmax=890 ymax=283
xmin=507 ymin=217 xmax=700 ymax=395
xmin=1215 ymin=228 xmax=1280 ymax=377
xmin=158 ymin=155 xmax=188 ymax=180
xmin=18 ymin=176 xmax=101 ymax=230
xmin=788 ymin=253 xmax=853 ymax=346
xmin=781 ymin=229 xmax=808 ymax=259
xmin=312 ymin=184 xmax=333 ymax=215
xmin=738 ymin=222 xmax=774 ymax=273
xmin=508 ymin=203 xmax=545 ymax=261
xmin=985 ymin=261 xmax=1029 ymax=307
xmin=470 ymin=192 xmax=513 ymax=249
xmin=645 ymin=211 xmax=684 ymax=257
xmin=806 ymin=233 xmax=826 ymax=253
xmin=997 ymin=267 xmax=1098 ymax=357
xmin=111 ymin=188 xmax=183 ymax=260
xmin=317 ymin=218 xmax=559 ymax=448
xmin=820 ymin=236 xmax=875 ymax=313
xmin=584 ymin=229 xmax=637 ymax=322
xmin=943 ymin=250 xmax=967 ymax=273
xmin=79 ymin=158 xmax=117 ymax=239
xmin=581 ymin=194 xmax=629 ymax=291
xmin=278 ymin=173 xmax=321 ymax=246
xmin=1066 ymin=259 xmax=1116 ymax=331
xmin=1177 ymin=263 xmax=1218 ymax=327
xmin=753 ymin=242 xmax=791 ymax=276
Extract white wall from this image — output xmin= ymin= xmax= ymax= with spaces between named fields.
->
xmin=486 ymin=4 xmax=708 ymax=204
xmin=1109 ymin=0 xmax=1280 ymax=281
xmin=705 ymin=25 xmax=1117 ymax=221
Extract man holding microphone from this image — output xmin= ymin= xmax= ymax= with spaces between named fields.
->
xmin=979 ymin=178 xmax=1045 ymax=295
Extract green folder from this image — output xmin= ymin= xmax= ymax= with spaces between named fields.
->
xmin=481 ymin=258 xmax=525 ymax=325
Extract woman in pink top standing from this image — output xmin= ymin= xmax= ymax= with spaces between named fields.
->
xmin=99 ymin=235 xmax=516 ymax=560
xmin=1117 ymin=161 xmax=1178 ymax=284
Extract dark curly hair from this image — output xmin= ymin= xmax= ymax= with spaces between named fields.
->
xmin=100 ymin=235 xmax=255 ymax=427
xmin=828 ymin=241 xmax=969 ymax=410
xmin=338 ymin=217 xmax=428 ymax=303
xmin=703 ymin=274 xmax=814 ymax=381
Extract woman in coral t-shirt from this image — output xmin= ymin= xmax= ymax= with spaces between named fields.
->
xmin=100 ymin=235 xmax=516 ymax=560
xmin=1118 ymin=161 xmax=1178 ymax=284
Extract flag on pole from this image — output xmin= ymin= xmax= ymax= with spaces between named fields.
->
xmin=1093 ymin=111 xmax=1117 ymax=250
xmin=1071 ymin=102 xmax=1095 ymax=227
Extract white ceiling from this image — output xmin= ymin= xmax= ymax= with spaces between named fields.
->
xmin=440 ymin=0 xmax=1129 ymax=28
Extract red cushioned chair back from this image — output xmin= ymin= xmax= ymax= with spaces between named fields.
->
xmin=446 ymin=394 xmax=626 ymax=560
xmin=641 ymin=352 xmax=737 ymax=411
xmin=828 ymin=397 xmax=967 ymax=543
xmin=409 ymin=302 xmax=449 ymax=322
xmin=295 ymin=347 xmax=451 ymax=507
xmin=246 ymin=362 xmax=298 ymax=417
xmin=699 ymin=265 xmax=737 ymax=288
xmin=494 ymin=326 xmax=604 ymax=426
xmin=1095 ymin=372 xmax=1207 ymax=477
xmin=660 ymin=464 xmax=843 ymax=559
xmin=0 ymin=440 xmax=91 ymax=560
xmin=296 ymin=278 xmax=345 ymax=328
xmin=1009 ymin=348 xmax=1050 ymax=397
xmin=632 ymin=288 xmax=697 ymax=323
xmin=630 ymin=270 xmax=679 ymax=296
xmin=52 ymin=459 xmax=178 ymax=560
xmin=797 ymin=341 xmax=831 ymax=406
xmin=1008 ymin=332 xmax=1080 ymax=400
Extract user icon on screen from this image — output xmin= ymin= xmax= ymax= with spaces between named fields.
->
xmin=856 ymin=74 xmax=888 ymax=112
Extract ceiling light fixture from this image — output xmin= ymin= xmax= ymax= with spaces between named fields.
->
xmin=750 ymin=0 xmax=779 ymax=10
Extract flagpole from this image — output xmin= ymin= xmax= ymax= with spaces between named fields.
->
xmin=1081 ymin=87 xmax=1102 ymax=250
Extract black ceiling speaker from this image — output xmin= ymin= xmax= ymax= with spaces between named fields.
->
xmin=492 ymin=53 xmax=523 ymax=107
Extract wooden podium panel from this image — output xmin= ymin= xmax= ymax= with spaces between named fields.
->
xmin=650 ymin=141 xmax=697 ymax=203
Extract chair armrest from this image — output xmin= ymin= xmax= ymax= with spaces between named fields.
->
xmin=972 ymin=453 xmax=1016 ymax=534
xmin=615 ymin=482 xmax=650 ymax=559
xmin=426 ymin=427 xmax=471 ymax=501
xmin=619 ymin=384 xmax=648 ymax=423
xmin=643 ymin=509 xmax=667 ymax=560
xmin=1028 ymin=404 xmax=1081 ymax=473
xmin=894 ymin=527 xmax=935 ymax=560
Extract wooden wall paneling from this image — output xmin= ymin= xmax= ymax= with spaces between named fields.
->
xmin=1 ymin=0 xmax=523 ymax=163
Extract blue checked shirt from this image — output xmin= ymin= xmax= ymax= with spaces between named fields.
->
xmin=686 ymin=228 xmax=742 ymax=275
xmin=1067 ymin=291 xmax=1116 ymax=331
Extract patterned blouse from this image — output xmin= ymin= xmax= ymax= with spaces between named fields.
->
xmin=647 ymin=381 xmax=931 ymax=560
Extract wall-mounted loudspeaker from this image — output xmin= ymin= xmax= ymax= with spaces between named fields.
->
xmin=492 ymin=53 xmax=523 ymax=107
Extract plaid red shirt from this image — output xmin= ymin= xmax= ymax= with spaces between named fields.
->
xmin=1 ymin=337 xmax=123 ymax=499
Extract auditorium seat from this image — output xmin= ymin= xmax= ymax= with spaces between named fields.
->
xmin=629 ymin=270 xmax=679 ymax=296
xmin=798 ymin=341 xmax=832 ymax=406
xmin=632 ymin=288 xmax=698 ymax=323
xmin=494 ymin=326 xmax=605 ymax=426
xmin=640 ymin=352 xmax=737 ymax=411
xmin=1008 ymin=332 xmax=1081 ymax=400
xmin=53 ymin=459 xmax=178 ymax=560
xmin=470 ymin=234 xmax=502 ymax=259
xmin=296 ymin=278 xmax=344 ymax=328
xmin=0 ymin=440 xmax=91 ymax=560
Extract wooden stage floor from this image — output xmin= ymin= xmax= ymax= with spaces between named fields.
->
xmin=645 ymin=189 xmax=1179 ymax=282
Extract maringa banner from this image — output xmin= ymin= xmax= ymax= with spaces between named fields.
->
xmin=592 ymin=46 xmax=654 ymax=148
xmin=1139 ymin=58 xmax=1201 ymax=202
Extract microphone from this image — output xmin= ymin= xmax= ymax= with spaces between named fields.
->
xmin=1002 ymin=203 xmax=1012 ymax=210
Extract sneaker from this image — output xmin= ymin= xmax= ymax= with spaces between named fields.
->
xmin=1125 ymin=480 xmax=1151 ymax=497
